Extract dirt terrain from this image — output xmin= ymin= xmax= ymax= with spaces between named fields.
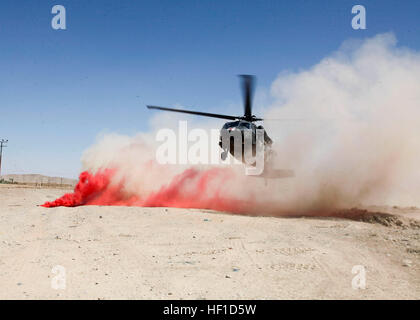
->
xmin=0 ymin=184 xmax=418 ymax=299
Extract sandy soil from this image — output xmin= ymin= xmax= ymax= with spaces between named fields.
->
xmin=0 ymin=184 xmax=418 ymax=299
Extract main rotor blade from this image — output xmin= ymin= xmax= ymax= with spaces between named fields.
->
xmin=239 ymin=75 xmax=255 ymax=121
xmin=147 ymin=105 xmax=239 ymax=121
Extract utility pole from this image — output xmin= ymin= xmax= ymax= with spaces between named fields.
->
xmin=0 ymin=139 xmax=8 ymax=177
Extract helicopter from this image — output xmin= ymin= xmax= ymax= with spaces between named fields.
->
xmin=147 ymin=75 xmax=274 ymax=166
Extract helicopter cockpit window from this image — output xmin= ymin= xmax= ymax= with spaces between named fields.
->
xmin=239 ymin=122 xmax=251 ymax=129
xmin=222 ymin=121 xmax=240 ymax=129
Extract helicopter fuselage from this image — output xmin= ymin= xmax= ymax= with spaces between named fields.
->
xmin=218 ymin=120 xmax=272 ymax=162
xmin=147 ymin=75 xmax=274 ymax=167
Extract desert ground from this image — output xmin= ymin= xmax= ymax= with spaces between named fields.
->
xmin=0 ymin=183 xmax=418 ymax=299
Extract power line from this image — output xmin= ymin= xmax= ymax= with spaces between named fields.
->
xmin=0 ymin=139 xmax=8 ymax=177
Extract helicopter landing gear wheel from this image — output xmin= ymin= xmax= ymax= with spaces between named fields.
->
xmin=221 ymin=150 xmax=228 ymax=161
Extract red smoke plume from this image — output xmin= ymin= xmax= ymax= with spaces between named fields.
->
xmin=42 ymin=168 xmax=251 ymax=213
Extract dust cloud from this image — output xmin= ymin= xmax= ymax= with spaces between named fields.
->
xmin=44 ymin=33 xmax=420 ymax=215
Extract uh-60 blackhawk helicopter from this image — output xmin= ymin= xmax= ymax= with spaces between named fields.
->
xmin=147 ymin=75 xmax=292 ymax=177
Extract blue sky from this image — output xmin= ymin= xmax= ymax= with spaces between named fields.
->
xmin=0 ymin=0 xmax=419 ymax=178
